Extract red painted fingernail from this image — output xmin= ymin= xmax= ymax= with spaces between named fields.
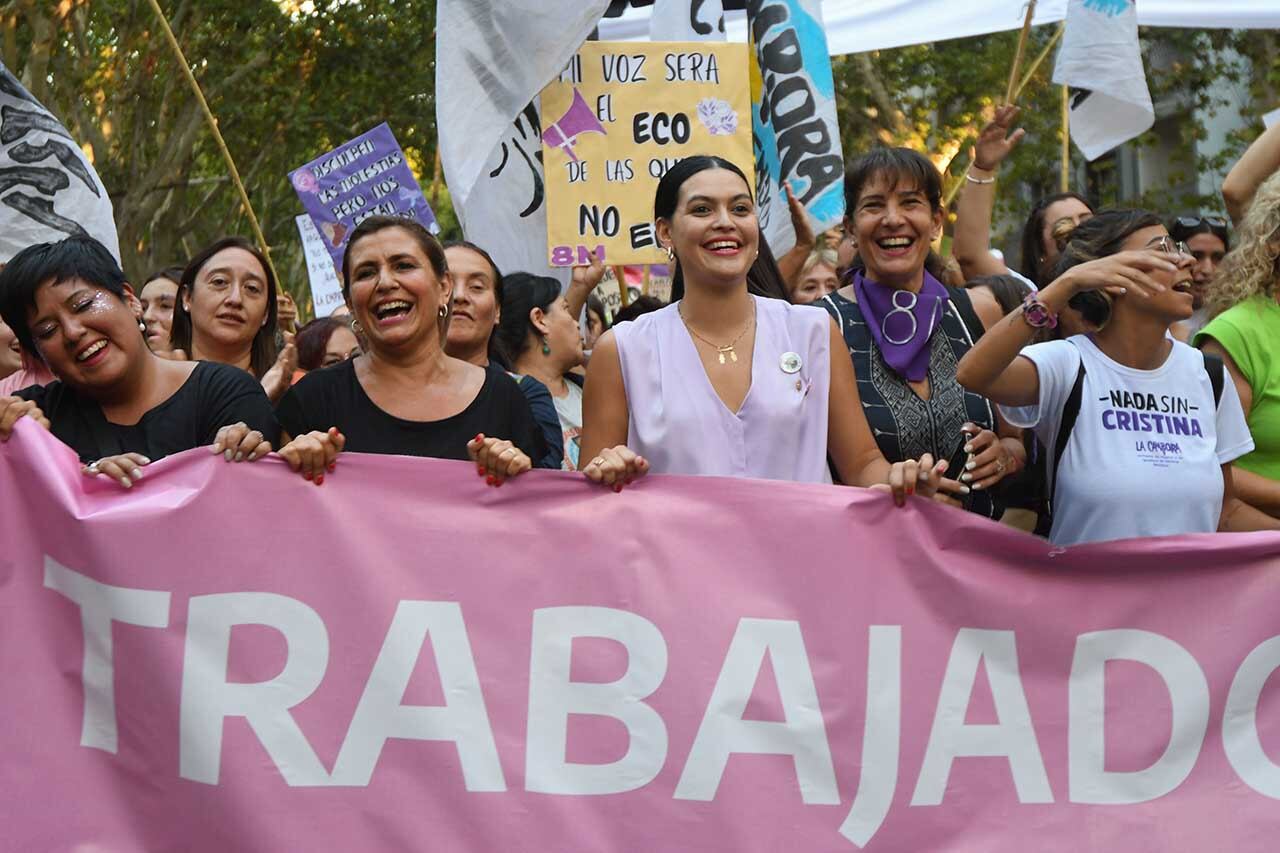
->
xmin=327 ymin=463 xmax=336 ymax=472
xmin=624 ymin=477 xmax=634 ymax=485
xmin=495 ymin=479 xmax=503 ymax=488
xmin=474 ymin=433 xmax=483 ymax=442
xmin=304 ymin=471 xmax=313 ymax=480
xmin=315 ymin=475 xmax=324 ymax=486
xmin=486 ymin=475 xmax=497 ymax=486
xmin=477 ymin=466 xmax=486 ymax=475
xmin=613 ymin=484 xmax=623 ymax=493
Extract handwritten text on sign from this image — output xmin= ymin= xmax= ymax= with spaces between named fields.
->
xmin=289 ymin=123 xmax=438 ymax=274
xmin=540 ymin=42 xmax=753 ymax=266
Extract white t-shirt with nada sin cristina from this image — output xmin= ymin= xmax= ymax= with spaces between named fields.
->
xmin=1002 ymin=335 xmax=1254 ymax=546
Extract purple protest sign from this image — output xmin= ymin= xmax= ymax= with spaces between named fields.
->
xmin=289 ymin=123 xmax=438 ymax=271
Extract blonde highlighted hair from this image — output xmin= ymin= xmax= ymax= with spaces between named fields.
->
xmin=800 ymin=246 xmax=838 ymax=278
xmin=1206 ymin=171 xmax=1280 ymax=319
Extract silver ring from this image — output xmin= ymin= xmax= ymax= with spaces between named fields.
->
xmin=590 ymin=457 xmax=605 ymax=468
xmin=86 ymin=460 xmax=101 ymax=474
xmin=996 ymin=460 xmax=1006 ymax=474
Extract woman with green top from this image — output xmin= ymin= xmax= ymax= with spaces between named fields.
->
xmin=1196 ymin=171 xmax=1280 ymax=517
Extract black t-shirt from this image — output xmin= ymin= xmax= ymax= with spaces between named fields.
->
xmin=276 ymin=358 xmax=543 ymax=461
xmin=17 ymin=361 xmax=280 ymax=463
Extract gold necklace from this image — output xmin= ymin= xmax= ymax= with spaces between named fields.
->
xmin=679 ymin=300 xmax=755 ymax=365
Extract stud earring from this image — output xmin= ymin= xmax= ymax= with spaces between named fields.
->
xmin=138 ymin=320 xmax=146 ymax=333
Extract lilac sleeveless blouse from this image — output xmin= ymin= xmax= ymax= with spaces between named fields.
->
xmin=612 ymin=296 xmax=832 ymax=482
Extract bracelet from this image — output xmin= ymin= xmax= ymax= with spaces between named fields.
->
xmin=1021 ymin=293 xmax=1058 ymax=329
xmin=965 ymin=173 xmax=997 ymax=185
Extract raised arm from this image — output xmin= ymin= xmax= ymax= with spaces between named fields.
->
xmin=953 ymin=106 xmax=1026 ymax=282
xmin=1222 ymin=121 xmax=1280 ymax=225
xmin=566 ymin=250 xmax=605 ymax=325
xmin=775 ymin=184 xmax=818 ymax=292
xmin=956 ymin=251 xmax=1176 ymax=406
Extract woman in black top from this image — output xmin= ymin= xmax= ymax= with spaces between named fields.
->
xmin=276 ymin=216 xmax=540 ymax=485
xmin=0 ymin=236 xmax=279 ymax=487
xmin=820 ymin=148 xmax=1024 ymax=518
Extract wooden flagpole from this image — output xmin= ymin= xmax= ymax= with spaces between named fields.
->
xmin=145 ymin=0 xmax=279 ymax=285
xmin=1012 ymin=21 xmax=1063 ymax=102
xmin=613 ymin=265 xmax=631 ymax=308
xmin=1061 ymin=84 xmax=1071 ymax=192
xmin=1005 ymin=0 xmax=1039 ymax=104
xmin=944 ymin=2 xmax=1044 ymax=210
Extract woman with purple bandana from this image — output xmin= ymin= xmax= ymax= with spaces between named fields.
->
xmin=821 ymin=149 xmax=1024 ymax=517
xmin=580 ymin=155 xmax=955 ymax=505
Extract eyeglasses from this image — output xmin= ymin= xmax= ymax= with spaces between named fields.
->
xmin=1150 ymin=236 xmax=1191 ymax=257
xmin=1175 ymin=215 xmax=1228 ymax=230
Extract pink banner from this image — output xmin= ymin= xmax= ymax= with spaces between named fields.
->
xmin=4 ymin=420 xmax=1280 ymax=851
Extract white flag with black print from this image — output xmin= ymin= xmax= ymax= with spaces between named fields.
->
xmin=1052 ymin=0 xmax=1155 ymax=161
xmin=649 ymin=0 xmax=726 ymax=42
xmin=0 ymin=62 xmax=120 ymax=263
xmin=436 ymin=0 xmax=610 ymax=281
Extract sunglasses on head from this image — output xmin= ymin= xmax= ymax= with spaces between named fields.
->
xmin=1175 ymin=215 xmax=1228 ymax=230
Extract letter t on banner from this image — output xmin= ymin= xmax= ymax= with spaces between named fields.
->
xmin=747 ymin=0 xmax=845 ymax=255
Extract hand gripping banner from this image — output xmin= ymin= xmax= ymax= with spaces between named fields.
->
xmin=3 ymin=421 xmax=1280 ymax=851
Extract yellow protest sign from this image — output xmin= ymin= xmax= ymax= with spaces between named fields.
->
xmin=540 ymin=41 xmax=753 ymax=267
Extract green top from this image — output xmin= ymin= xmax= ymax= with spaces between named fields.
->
xmin=1195 ymin=296 xmax=1280 ymax=478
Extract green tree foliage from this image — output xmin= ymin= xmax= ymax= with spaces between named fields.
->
xmin=2 ymin=3 xmax=1274 ymax=307
xmin=834 ymin=25 xmax=1276 ymax=252
xmin=4 ymin=0 xmax=440 ymax=316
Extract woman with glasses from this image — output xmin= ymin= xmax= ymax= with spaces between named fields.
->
xmin=957 ymin=209 xmax=1278 ymax=545
xmin=1169 ymin=215 xmax=1229 ymax=341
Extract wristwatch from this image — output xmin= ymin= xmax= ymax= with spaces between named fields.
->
xmin=1021 ymin=294 xmax=1058 ymax=330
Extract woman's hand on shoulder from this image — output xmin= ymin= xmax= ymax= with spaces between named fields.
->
xmin=0 ymin=396 xmax=50 ymax=441
xmin=278 ymin=427 xmax=345 ymax=485
xmin=468 ymin=433 xmax=532 ymax=486
xmin=210 ymin=421 xmax=273 ymax=463
xmin=83 ymin=453 xmax=150 ymax=489
xmin=581 ymin=445 xmax=649 ymax=492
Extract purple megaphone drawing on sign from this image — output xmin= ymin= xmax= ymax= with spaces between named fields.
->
xmin=542 ymin=88 xmax=607 ymax=163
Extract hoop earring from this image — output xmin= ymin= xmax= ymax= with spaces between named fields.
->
xmin=665 ymin=245 xmax=674 ymax=263
xmin=351 ymin=318 xmax=364 ymax=335
xmin=439 ymin=305 xmax=447 ymax=318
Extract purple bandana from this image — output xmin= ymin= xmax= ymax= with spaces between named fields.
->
xmin=853 ymin=269 xmax=949 ymax=382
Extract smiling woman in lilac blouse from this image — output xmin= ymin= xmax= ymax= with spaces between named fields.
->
xmin=578 ymin=155 xmax=956 ymax=505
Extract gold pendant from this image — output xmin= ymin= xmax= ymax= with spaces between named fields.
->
xmin=717 ymin=351 xmax=727 ymax=365
xmin=717 ymin=345 xmax=735 ymax=365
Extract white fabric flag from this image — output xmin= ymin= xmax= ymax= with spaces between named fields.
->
xmin=0 ymin=63 xmax=120 ymax=263
xmin=436 ymin=0 xmax=610 ymax=281
xmin=650 ymin=0 xmax=726 ymax=41
xmin=295 ymin=214 xmax=345 ymax=318
xmin=747 ymin=0 xmax=845 ymax=257
xmin=1052 ymin=0 xmax=1154 ymax=161
xmin=601 ymin=1 xmax=1280 ymax=58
